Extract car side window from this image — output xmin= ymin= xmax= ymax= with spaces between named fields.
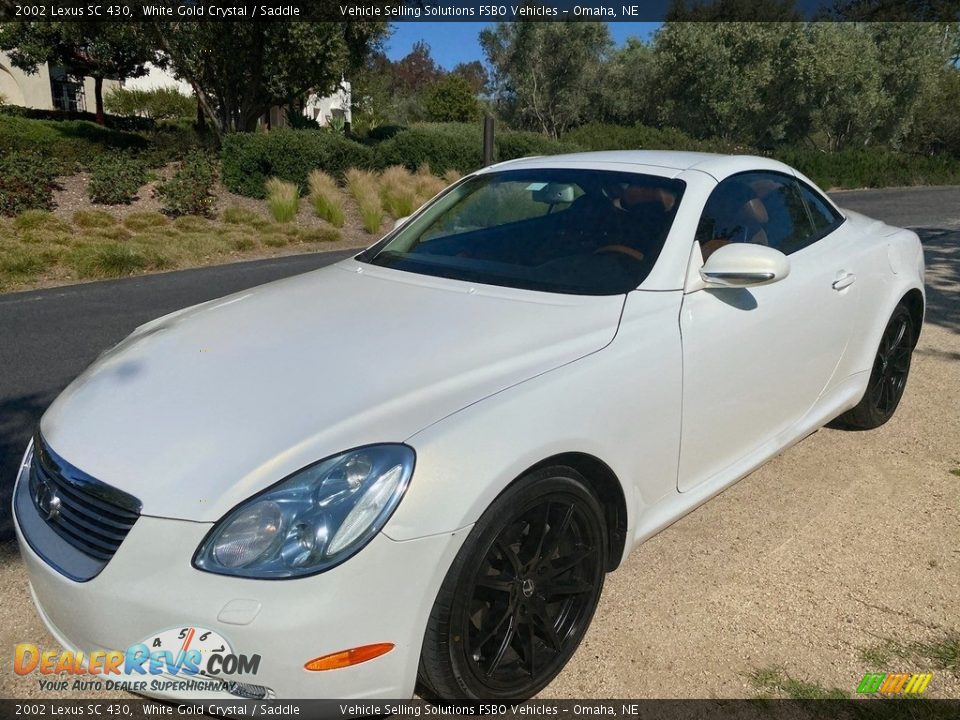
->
xmin=797 ymin=181 xmax=843 ymax=235
xmin=697 ymin=172 xmax=820 ymax=260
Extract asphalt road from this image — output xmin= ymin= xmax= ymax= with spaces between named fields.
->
xmin=0 ymin=186 xmax=957 ymax=700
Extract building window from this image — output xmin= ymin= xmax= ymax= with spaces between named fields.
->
xmin=49 ymin=67 xmax=85 ymax=112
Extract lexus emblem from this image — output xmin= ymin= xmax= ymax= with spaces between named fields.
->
xmin=34 ymin=478 xmax=62 ymax=523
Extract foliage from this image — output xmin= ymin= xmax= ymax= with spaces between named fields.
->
xmin=87 ymin=153 xmax=148 ymax=205
xmin=153 ymin=22 xmax=387 ymax=136
xmin=345 ymin=169 xmax=383 ymax=234
xmin=0 ymin=115 xmax=148 ymax=172
xmin=220 ymin=130 xmax=374 ymax=198
xmin=374 ymin=124 xmax=482 ymax=174
xmin=591 ymin=38 xmax=658 ymax=127
xmin=905 ymin=67 xmax=960 ymax=157
xmin=0 ymin=152 xmax=58 ymax=216
xmin=481 ymin=21 xmax=612 ymax=138
xmin=307 ymin=171 xmax=345 ymax=227
xmin=495 ymin=131 xmax=580 ymax=160
xmin=0 ymin=22 xmax=159 ymax=123
xmin=104 ymin=86 xmax=196 ymax=121
xmin=775 ymin=146 xmax=960 ymax=189
xmin=563 ymin=123 xmax=728 ymax=152
xmin=378 ymin=166 xmax=418 ymax=218
xmin=0 ymin=103 xmax=157 ymax=131
xmin=451 ymin=61 xmax=490 ymax=95
xmin=157 ymin=152 xmax=217 ymax=216
xmin=424 ymin=75 xmax=481 ymax=123
xmin=265 ymin=178 xmax=299 ymax=223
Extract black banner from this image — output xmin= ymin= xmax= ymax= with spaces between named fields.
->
xmin=1 ymin=0 xmax=959 ymax=23
xmin=3 ymin=699 xmax=960 ymax=719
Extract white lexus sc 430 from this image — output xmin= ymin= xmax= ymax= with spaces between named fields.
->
xmin=14 ymin=152 xmax=924 ymax=701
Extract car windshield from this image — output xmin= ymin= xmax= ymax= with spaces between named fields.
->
xmin=359 ymin=169 xmax=686 ymax=295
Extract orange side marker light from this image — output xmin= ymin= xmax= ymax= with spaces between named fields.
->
xmin=304 ymin=643 xmax=395 ymax=671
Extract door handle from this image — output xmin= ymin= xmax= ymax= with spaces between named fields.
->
xmin=832 ymin=272 xmax=856 ymax=291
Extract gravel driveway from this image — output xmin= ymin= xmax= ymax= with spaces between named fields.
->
xmin=1 ymin=186 xmax=957 ymax=700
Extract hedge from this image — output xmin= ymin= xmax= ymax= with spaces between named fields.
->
xmin=774 ymin=147 xmax=960 ymax=190
xmin=0 ymin=115 xmax=148 ymax=172
xmin=221 ymin=130 xmax=374 ymax=198
xmin=562 ymin=123 xmax=737 ymax=153
xmin=0 ymin=104 xmax=157 ymax=132
xmin=373 ymin=125 xmax=483 ymax=174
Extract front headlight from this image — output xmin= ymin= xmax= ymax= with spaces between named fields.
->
xmin=194 ymin=444 xmax=414 ymax=578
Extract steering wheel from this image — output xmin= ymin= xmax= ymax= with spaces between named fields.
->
xmin=594 ymin=244 xmax=645 ymax=262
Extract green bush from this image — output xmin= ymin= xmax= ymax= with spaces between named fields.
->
xmin=87 ymin=153 xmax=148 ymax=205
xmin=265 ymin=178 xmax=299 ymax=223
xmin=562 ymin=123 xmax=730 ymax=153
xmin=221 ymin=130 xmax=374 ymax=198
xmin=0 ymin=152 xmax=58 ymax=217
xmin=496 ymin=131 xmax=581 ymax=161
xmin=374 ymin=124 xmax=482 ymax=174
xmin=157 ymin=152 xmax=217 ymax=216
xmin=774 ymin=148 xmax=960 ymax=190
xmin=0 ymin=115 xmax=148 ymax=172
xmin=0 ymin=104 xmax=156 ymax=131
xmin=104 ymin=87 xmax=196 ymax=121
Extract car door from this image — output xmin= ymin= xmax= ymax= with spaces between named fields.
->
xmin=677 ymin=171 xmax=858 ymax=492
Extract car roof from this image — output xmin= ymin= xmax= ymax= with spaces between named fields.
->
xmin=481 ymin=150 xmax=796 ymax=182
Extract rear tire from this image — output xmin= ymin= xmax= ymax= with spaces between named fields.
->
xmin=418 ymin=466 xmax=607 ymax=700
xmin=836 ymin=304 xmax=914 ymax=430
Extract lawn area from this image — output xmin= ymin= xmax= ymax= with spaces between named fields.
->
xmin=0 ymin=206 xmax=347 ymax=294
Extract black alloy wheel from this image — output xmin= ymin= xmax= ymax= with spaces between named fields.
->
xmin=837 ymin=303 xmax=914 ymax=429
xmin=418 ymin=467 xmax=607 ymax=700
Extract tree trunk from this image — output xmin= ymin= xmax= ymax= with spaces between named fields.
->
xmin=195 ymin=101 xmax=206 ymax=132
xmin=94 ymin=76 xmax=105 ymax=125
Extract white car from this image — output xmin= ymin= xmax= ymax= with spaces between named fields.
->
xmin=14 ymin=151 xmax=924 ymax=701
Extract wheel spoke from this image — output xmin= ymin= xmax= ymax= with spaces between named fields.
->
xmin=543 ymin=578 xmax=594 ymax=598
xmin=485 ymin=613 xmax=518 ymax=676
xmin=475 ymin=601 xmax=515 ymax=652
xmin=476 ymin=573 xmax=514 ymax=594
xmin=494 ymin=539 xmax=523 ymax=576
xmin=544 ymin=544 xmax=594 ymax=579
xmin=519 ymin=502 xmax=551 ymax=567
xmin=540 ymin=505 xmax=575 ymax=562
xmin=531 ymin=603 xmax=563 ymax=652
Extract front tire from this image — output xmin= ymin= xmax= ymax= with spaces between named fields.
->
xmin=418 ymin=466 xmax=607 ymax=700
xmin=836 ymin=304 xmax=914 ymax=430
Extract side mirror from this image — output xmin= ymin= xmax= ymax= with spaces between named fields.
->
xmin=700 ymin=243 xmax=790 ymax=288
xmin=393 ymin=216 xmax=410 ymax=230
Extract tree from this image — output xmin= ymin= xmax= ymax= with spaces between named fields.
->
xmin=653 ymin=22 xmax=809 ymax=147
xmin=481 ymin=21 xmax=612 ymax=138
xmin=0 ymin=22 xmax=158 ymax=124
xmin=423 ymin=75 xmax=481 ymax=122
xmin=591 ymin=37 xmax=658 ymax=126
xmin=451 ymin=60 xmax=490 ymax=95
xmin=393 ymin=40 xmax=443 ymax=94
xmin=152 ymin=21 xmax=387 ymax=137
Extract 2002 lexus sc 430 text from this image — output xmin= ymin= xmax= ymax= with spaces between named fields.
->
xmin=14 ymin=151 xmax=924 ymax=701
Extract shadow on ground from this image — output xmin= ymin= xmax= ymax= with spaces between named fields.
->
xmin=916 ymin=227 xmax=960 ymax=336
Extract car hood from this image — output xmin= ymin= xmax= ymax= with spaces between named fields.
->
xmin=40 ymin=259 xmax=624 ymax=521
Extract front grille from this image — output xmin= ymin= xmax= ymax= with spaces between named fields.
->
xmin=28 ymin=436 xmax=141 ymax=563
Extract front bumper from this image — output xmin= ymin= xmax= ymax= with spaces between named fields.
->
xmin=15 ymin=510 xmax=469 ymax=700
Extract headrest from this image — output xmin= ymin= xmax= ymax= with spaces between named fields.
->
xmin=739 ymin=197 xmax=769 ymax=224
xmin=620 ymin=186 xmax=677 ymax=211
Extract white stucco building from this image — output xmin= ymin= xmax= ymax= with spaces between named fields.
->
xmin=0 ymin=50 xmax=120 ymax=112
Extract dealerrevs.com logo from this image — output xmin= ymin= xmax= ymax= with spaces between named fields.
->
xmin=14 ymin=626 xmax=261 ymax=694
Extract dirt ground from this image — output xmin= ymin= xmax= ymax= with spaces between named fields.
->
xmin=0 ymin=188 xmax=957 ymax=701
